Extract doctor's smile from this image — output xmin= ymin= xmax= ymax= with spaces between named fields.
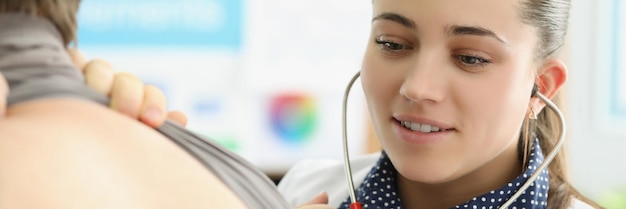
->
xmin=392 ymin=116 xmax=456 ymax=144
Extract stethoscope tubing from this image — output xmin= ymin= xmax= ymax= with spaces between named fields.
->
xmin=342 ymin=71 xmax=362 ymax=208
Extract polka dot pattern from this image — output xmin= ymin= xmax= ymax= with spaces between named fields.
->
xmin=339 ymin=138 xmax=549 ymax=209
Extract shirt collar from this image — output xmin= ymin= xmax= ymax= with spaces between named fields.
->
xmin=339 ymin=138 xmax=549 ymax=209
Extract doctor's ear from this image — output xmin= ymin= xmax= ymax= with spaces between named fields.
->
xmin=530 ymin=58 xmax=568 ymax=111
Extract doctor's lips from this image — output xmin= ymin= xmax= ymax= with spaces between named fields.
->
xmin=393 ymin=116 xmax=455 ymax=133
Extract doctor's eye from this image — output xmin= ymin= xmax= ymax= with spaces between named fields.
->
xmin=374 ymin=36 xmax=412 ymax=56
xmin=453 ymin=54 xmax=492 ymax=71
xmin=376 ymin=40 xmax=404 ymax=50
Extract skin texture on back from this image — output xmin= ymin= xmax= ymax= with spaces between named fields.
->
xmin=0 ymin=98 xmax=247 ymax=209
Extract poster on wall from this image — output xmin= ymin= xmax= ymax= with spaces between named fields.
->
xmin=77 ymin=0 xmax=245 ymax=154
xmin=240 ymin=0 xmax=373 ymax=173
xmin=76 ymin=0 xmax=374 ymax=174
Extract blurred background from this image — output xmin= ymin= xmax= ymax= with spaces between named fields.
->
xmin=76 ymin=0 xmax=625 ymax=207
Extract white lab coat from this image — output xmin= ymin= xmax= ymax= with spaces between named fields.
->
xmin=277 ymin=153 xmax=595 ymax=209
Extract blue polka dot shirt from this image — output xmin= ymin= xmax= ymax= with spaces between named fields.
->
xmin=339 ymin=139 xmax=549 ymax=209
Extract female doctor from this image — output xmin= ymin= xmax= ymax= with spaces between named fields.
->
xmin=277 ymin=0 xmax=602 ymax=208
xmin=77 ymin=0 xmax=602 ymax=208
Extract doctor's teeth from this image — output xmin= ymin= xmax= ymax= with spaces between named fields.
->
xmin=402 ymin=121 xmax=442 ymax=133
xmin=410 ymin=122 xmax=420 ymax=130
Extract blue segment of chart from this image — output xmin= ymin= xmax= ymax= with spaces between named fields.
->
xmin=77 ymin=0 xmax=242 ymax=48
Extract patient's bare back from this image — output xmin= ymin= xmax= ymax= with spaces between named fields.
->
xmin=0 ymin=98 xmax=247 ymax=209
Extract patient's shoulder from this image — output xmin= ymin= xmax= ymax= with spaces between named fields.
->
xmin=0 ymin=98 xmax=246 ymax=209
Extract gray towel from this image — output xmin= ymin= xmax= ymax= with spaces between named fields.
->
xmin=0 ymin=13 xmax=291 ymax=209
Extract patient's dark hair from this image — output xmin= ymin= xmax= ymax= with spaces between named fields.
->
xmin=0 ymin=0 xmax=81 ymax=46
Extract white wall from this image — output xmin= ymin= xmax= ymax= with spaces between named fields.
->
xmin=567 ymin=0 xmax=626 ymax=201
xmin=77 ymin=0 xmax=373 ymax=175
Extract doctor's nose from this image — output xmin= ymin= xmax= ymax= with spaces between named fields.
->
xmin=399 ymin=56 xmax=445 ymax=104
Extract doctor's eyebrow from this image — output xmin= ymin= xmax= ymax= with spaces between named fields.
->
xmin=372 ymin=12 xmax=508 ymax=45
xmin=446 ymin=25 xmax=509 ymax=44
xmin=372 ymin=12 xmax=416 ymax=30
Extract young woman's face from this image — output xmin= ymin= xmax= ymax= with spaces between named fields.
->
xmin=362 ymin=0 xmax=539 ymax=184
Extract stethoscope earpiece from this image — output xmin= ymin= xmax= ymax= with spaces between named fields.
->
xmin=531 ymin=84 xmax=539 ymax=97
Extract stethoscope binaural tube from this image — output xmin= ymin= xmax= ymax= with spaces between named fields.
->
xmin=341 ymin=71 xmax=566 ymax=209
xmin=499 ymin=91 xmax=566 ymax=208
xmin=342 ymin=71 xmax=363 ymax=209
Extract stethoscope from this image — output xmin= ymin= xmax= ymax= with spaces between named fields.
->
xmin=341 ymin=71 xmax=566 ymax=209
